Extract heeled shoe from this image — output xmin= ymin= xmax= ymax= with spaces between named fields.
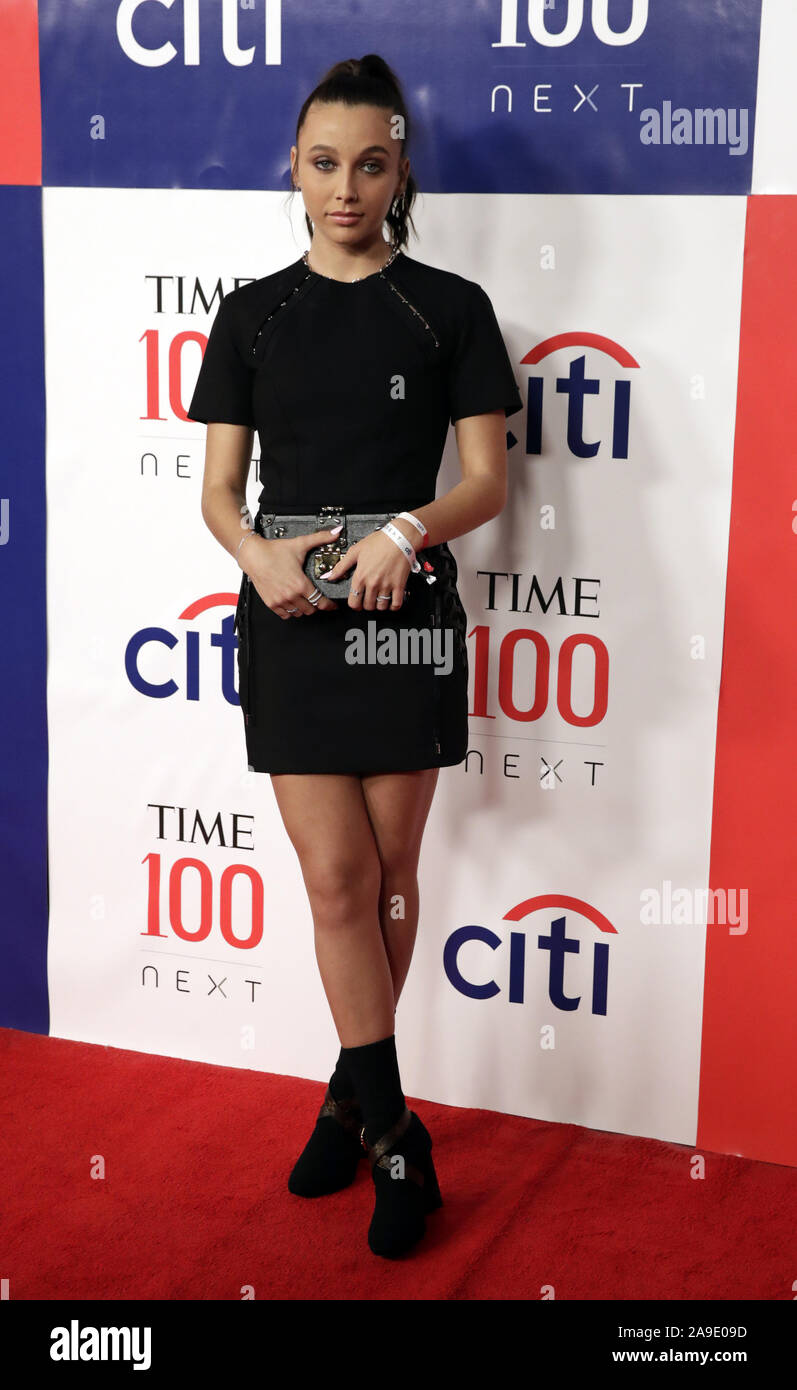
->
xmin=360 ymin=1106 xmax=443 ymax=1258
xmin=287 ymin=1087 xmax=365 ymax=1197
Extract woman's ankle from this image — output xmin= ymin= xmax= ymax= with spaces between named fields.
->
xmin=339 ymin=1033 xmax=406 ymax=1145
xmin=328 ymin=1054 xmax=356 ymax=1102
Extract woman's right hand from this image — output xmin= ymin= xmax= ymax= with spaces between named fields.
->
xmin=241 ymin=525 xmax=342 ymax=619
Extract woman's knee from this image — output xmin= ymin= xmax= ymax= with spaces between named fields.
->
xmin=301 ymin=845 xmax=382 ymax=919
xmin=375 ymin=839 xmax=422 ymax=881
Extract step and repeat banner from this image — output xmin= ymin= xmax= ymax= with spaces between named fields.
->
xmin=3 ymin=0 xmax=796 ymax=1167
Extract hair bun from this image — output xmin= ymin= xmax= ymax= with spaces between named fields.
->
xmin=359 ymin=53 xmax=397 ymax=87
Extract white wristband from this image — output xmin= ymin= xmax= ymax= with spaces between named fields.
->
xmin=396 ymin=510 xmax=428 ymax=543
xmin=380 ymin=520 xmax=420 ymax=572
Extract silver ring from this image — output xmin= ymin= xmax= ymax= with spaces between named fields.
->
xmin=376 ymin=594 xmax=391 ymax=601
xmin=285 ymin=607 xmax=298 ymax=613
xmin=351 ymin=588 xmax=362 ymax=597
xmin=307 ymin=589 xmax=321 ymax=606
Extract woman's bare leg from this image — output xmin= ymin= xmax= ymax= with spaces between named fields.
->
xmin=360 ymin=768 xmax=439 ymax=1006
xmin=269 ymin=772 xmax=394 ymax=1047
xmin=269 ymin=767 xmax=440 ymax=1041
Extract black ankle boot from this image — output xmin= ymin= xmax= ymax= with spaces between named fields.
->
xmin=360 ymin=1106 xmax=443 ymax=1257
xmin=288 ymin=1087 xmax=365 ymax=1197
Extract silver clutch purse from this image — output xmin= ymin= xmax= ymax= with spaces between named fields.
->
xmin=255 ymin=503 xmax=410 ymax=599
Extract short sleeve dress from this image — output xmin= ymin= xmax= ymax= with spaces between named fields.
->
xmin=187 ymin=249 xmax=522 ymax=775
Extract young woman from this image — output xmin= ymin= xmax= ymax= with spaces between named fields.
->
xmin=188 ymin=54 xmax=522 ymax=1259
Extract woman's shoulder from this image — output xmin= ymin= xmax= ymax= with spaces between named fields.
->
xmin=393 ymin=252 xmax=485 ymax=300
xmin=391 ymin=253 xmax=497 ymax=335
xmin=218 ymin=258 xmax=306 ymax=319
xmin=209 ymin=258 xmax=308 ymax=359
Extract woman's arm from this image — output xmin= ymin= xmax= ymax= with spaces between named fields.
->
xmin=199 ymin=422 xmax=340 ymax=616
xmin=200 ymin=422 xmax=258 ymax=564
xmin=389 ymin=409 xmax=508 ymax=551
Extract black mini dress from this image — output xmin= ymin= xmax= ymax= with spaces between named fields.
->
xmin=187 ymin=248 xmax=522 ymax=775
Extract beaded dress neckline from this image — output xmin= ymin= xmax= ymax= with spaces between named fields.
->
xmin=250 ymin=248 xmax=439 ymax=359
xmin=300 ymin=245 xmax=403 ymax=285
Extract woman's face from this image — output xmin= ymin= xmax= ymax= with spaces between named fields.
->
xmin=291 ymin=100 xmax=409 ymax=249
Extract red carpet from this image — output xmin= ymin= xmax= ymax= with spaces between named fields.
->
xmin=1 ymin=1028 xmax=793 ymax=1300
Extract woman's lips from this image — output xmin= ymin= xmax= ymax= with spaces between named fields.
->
xmin=328 ymin=212 xmax=363 ymax=223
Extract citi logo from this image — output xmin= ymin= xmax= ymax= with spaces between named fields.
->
xmin=444 ymin=894 xmax=617 ymax=1014
xmin=520 ymin=333 xmax=640 ymax=460
xmin=51 ymin=1319 xmax=151 ymax=1370
xmin=118 ymin=0 xmax=283 ymax=66
xmin=494 ymin=0 xmax=648 ymax=49
xmin=126 ymin=592 xmax=240 ymax=706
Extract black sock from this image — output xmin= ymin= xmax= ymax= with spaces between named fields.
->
xmin=328 ymin=1046 xmax=357 ymax=1103
xmin=339 ymin=1033 xmax=406 ymax=1147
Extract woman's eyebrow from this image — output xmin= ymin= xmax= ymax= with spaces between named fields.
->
xmin=306 ymin=143 xmax=391 ymax=156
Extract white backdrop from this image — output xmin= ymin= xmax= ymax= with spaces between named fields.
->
xmin=45 ymin=188 xmax=744 ymax=1145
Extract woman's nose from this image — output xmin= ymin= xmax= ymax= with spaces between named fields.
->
xmin=336 ymin=168 xmax=359 ymax=201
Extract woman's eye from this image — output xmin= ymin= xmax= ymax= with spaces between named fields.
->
xmin=312 ymin=159 xmax=384 ymax=173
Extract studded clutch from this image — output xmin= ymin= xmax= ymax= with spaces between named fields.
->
xmin=254 ymin=504 xmax=411 ymax=600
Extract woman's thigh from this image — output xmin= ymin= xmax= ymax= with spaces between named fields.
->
xmin=269 ymin=772 xmax=382 ymax=901
xmin=360 ymin=768 xmax=440 ymax=874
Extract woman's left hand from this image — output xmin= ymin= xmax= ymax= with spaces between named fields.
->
xmin=321 ymin=527 xmax=413 ymax=610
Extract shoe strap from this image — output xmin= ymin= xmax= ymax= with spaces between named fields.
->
xmin=360 ymin=1106 xmax=427 ymax=1188
xmin=320 ymin=1088 xmax=363 ymax=1135
xmin=374 ymin=1154 xmax=426 ymax=1188
xmin=361 ymin=1105 xmax=412 ymax=1162
xmin=361 ymin=1112 xmax=425 ymax=1189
